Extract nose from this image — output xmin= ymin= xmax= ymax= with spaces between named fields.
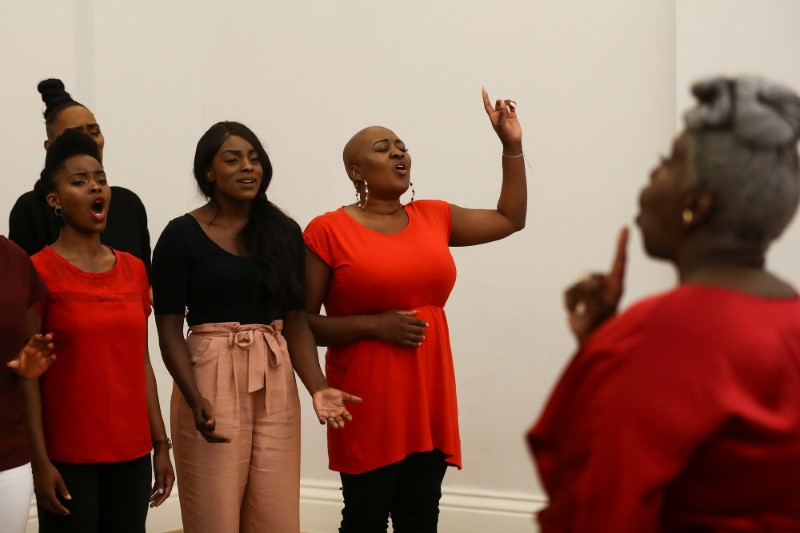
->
xmin=241 ymin=159 xmax=254 ymax=172
xmin=389 ymin=148 xmax=405 ymax=159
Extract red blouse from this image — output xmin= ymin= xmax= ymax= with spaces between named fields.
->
xmin=32 ymin=246 xmax=152 ymax=463
xmin=529 ymin=285 xmax=800 ymax=532
xmin=304 ymin=200 xmax=460 ymax=474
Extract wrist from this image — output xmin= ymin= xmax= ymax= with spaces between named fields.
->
xmin=152 ymin=437 xmax=173 ymax=451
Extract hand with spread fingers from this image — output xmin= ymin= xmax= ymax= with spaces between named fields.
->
xmin=564 ymin=227 xmax=629 ymax=344
xmin=7 ymin=332 xmax=56 ymax=380
xmin=314 ymin=388 xmax=363 ymax=429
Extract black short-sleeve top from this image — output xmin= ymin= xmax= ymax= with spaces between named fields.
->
xmin=151 ymin=214 xmax=304 ymax=326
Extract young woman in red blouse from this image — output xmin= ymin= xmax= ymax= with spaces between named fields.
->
xmin=304 ymin=89 xmax=528 ymax=532
xmin=20 ymin=129 xmax=173 ymax=533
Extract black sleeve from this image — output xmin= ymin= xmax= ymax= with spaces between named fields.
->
xmin=133 ymin=193 xmax=152 ymax=282
xmin=152 ymin=217 xmax=190 ymax=316
xmin=8 ymin=191 xmax=60 ymax=256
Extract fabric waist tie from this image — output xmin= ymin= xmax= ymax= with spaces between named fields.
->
xmin=187 ymin=320 xmax=289 ymax=416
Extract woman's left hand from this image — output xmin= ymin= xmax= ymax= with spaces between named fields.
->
xmin=482 ymin=87 xmax=522 ymax=149
xmin=149 ymin=446 xmax=175 ymax=508
xmin=313 ymin=387 xmax=363 ymax=429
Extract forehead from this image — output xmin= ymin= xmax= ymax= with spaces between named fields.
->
xmin=218 ymin=134 xmax=256 ymax=153
xmin=52 ymin=106 xmax=98 ymax=132
xmin=60 ymin=154 xmax=103 ymax=174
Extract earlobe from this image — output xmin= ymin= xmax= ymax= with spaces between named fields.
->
xmin=682 ymin=190 xmax=714 ymax=229
xmin=45 ymin=193 xmax=59 ymax=209
xmin=206 ymin=171 xmax=214 ymax=183
xmin=43 ymin=139 xmax=50 ymax=151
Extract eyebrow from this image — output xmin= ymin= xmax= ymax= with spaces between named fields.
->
xmin=372 ymin=138 xmax=404 ymax=147
xmin=222 ymin=149 xmax=258 ymax=155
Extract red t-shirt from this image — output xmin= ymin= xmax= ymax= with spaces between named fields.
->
xmin=0 ymin=236 xmax=48 ymax=471
xmin=32 ymin=246 xmax=152 ymax=463
xmin=304 ymin=200 xmax=460 ymax=474
xmin=529 ymin=285 xmax=800 ymax=532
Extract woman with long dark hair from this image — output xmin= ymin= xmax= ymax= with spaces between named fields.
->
xmin=152 ymin=121 xmax=360 ymax=532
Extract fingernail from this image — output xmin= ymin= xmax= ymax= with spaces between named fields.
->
xmin=159 ymin=489 xmax=164 ymax=494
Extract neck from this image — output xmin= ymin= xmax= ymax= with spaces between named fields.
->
xmin=51 ymin=226 xmax=104 ymax=257
xmin=361 ymin=197 xmax=404 ymax=216
xmin=675 ymin=234 xmax=767 ymax=283
xmin=207 ymin=196 xmax=252 ymax=224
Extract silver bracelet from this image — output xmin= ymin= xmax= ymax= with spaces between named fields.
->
xmin=502 ymin=151 xmax=524 ymax=158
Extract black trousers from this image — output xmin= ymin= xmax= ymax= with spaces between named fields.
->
xmin=37 ymin=453 xmax=151 ymax=533
xmin=339 ymin=449 xmax=448 ymax=533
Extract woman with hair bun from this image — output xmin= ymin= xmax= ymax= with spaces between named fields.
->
xmin=9 ymin=78 xmax=151 ymax=277
xmin=21 ymin=129 xmax=173 ymax=532
xmin=529 ymin=76 xmax=800 ymax=531
xmin=152 ymin=121 xmax=360 ymax=532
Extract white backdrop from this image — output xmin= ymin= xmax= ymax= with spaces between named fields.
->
xmin=2 ymin=1 xmax=800 ymax=531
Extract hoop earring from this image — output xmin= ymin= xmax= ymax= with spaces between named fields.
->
xmin=356 ymin=180 xmax=369 ymax=209
xmin=403 ymin=182 xmax=415 ymax=206
xmin=54 ymin=205 xmax=63 ymax=217
xmin=681 ymin=208 xmax=693 ymax=227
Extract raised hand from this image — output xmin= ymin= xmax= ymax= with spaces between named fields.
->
xmin=564 ymin=227 xmax=629 ymax=345
xmin=192 ymin=397 xmax=230 ymax=443
xmin=482 ymin=87 xmax=522 ymax=149
xmin=371 ymin=309 xmax=428 ymax=347
xmin=314 ymin=387 xmax=363 ymax=429
xmin=7 ymin=333 xmax=56 ymax=380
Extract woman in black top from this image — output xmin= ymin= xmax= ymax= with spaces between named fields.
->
xmin=152 ymin=121 xmax=360 ymax=533
xmin=8 ymin=78 xmax=151 ymax=278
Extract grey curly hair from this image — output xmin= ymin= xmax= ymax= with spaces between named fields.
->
xmin=683 ymin=76 xmax=800 ymax=243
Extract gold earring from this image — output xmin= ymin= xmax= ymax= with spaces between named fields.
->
xmin=682 ymin=209 xmax=694 ymax=226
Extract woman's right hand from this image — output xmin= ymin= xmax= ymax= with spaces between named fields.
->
xmin=371 ymin=310 xmax=429 ymax=347
xmin=564 ymin=228 xmax=629 ymax=345
xmin=192 ymin=397 xmax=230 ymax=443
xmin=33 ymin=460 xmax=71 ymax=515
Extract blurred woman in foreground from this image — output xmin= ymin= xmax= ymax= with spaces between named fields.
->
xmin=529 ymin=76 xmax=800 ymax=531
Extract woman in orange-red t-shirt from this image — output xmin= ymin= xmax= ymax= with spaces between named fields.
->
xmin=304 ymin=89 xmax=528 ymax=532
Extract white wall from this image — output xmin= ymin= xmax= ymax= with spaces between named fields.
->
xmin=2 ymin=1 xmax=799 ymax=532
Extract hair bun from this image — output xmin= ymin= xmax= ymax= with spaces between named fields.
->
xmin=685 ymin=76 xmax=800 ymax=148
xmin=37 ymin=78 xmax=77 ymax=120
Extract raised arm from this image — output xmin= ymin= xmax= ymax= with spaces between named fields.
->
xmin=449 ymin=88 xmax=527 ymax=247
xmin=304 ymin=246 xmax=427 ymax=348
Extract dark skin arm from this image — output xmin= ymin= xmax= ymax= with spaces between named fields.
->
xmin=305 ymin=247 xmax=428 ymax=348
xmin=18 ymin=309 xmax=70 ymax=515
xmin=155 ymin=314 xmax=230 ymax=443
xmin=143 ymin=330 xmax=174 ymax=507
xmin=449 ymin=88 xmax=527 ymax=247
xmin=283 ymin=310 xmax=362 ymax=429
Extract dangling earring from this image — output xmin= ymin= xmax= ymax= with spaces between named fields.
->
xmin=403 ymin=182 xmax=415 ymax=206
xmin=356 ymin=180 xmax=369 ymax=209
xmin=681 ymin=208 xmax=694 ymax=227
xmin=54 ymin=205 xmax=63 ymax=217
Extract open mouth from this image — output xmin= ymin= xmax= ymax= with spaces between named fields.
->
xmin=91 ymin=199 xmax=105 ymax=220
xmin=395 ymin=164 xmax=407 ymax=173
xmin=237 ymin=178 xmax=257 ymax=185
